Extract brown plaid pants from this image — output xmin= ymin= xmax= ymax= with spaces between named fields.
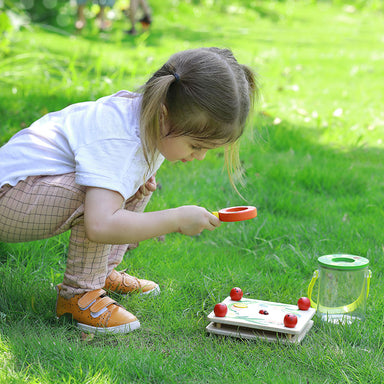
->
xmin=0 ymin=173 xmax=151 ymax=298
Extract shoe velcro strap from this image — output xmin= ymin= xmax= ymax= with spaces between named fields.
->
xmin=90 ymin=296 xmax=117 ymax=313
xmin=121 ymin=273 xmax=140 ymax=289
xmin=78 ymin=289 xmax=107 ymax=309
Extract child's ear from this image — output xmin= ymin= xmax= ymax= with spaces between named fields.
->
xmin=161 ymin=104 xmax=168 ymax=117
xmin=160 ymin=104 xmax=169 ymax=135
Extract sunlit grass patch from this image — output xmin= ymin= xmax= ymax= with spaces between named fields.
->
xmin=1 ymin=1 xmax=384 ymax=383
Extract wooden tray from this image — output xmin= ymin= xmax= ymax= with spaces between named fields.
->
xmin=206 ymin=296 xmax=316 ymax=344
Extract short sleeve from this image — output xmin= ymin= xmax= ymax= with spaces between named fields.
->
xmin=74 ymin=139 xmax=147 ymax=200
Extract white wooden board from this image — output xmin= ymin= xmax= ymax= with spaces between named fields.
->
xmin=206 ymin=296 xmax=316 ymax=343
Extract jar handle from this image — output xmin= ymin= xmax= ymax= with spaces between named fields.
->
xmin=307 ymin=270 xmax=319 ymax=309
xmin=366 ymin=269 xmax=372 ymax=298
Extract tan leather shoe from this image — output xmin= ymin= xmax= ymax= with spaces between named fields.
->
xmin=56 ymin=284 xmax=140 ymax=334
xmin=104 ymin=269 xmax=160 ymax=296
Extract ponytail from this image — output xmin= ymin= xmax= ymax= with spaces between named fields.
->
xmin=140 ymin=73 xmax=174 ymax=170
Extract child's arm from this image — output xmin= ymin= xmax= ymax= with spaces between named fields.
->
xmin=84 ymin=187 xmax=221 ymax=244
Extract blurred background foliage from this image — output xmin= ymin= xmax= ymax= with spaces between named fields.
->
xmin=1 ymin=0 xmax=383 ymax=42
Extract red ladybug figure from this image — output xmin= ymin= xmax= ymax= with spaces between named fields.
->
xmin=230 ymin=287 xmax=243 ymax=301
xmin=214 ymin=303 xmax=228 ymax=317
xmin=284 ymin=314 xmax=298 ymax=328
xmin=297 ymin=297 xmax=311 ymax=311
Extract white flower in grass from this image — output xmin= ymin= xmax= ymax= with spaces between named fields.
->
xmin=333 ymin=108 xmax=343 ymax=117
xmin=273 ymin=117 xmax=282 ymax=125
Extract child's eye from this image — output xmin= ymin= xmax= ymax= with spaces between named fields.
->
xmin=191 ymin=145 xmax=202 ymax=151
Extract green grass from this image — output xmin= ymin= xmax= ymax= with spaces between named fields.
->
xmin=1 ymin=1 xmax=384 ymax=382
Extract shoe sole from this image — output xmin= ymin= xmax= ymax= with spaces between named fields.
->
xmin=110 ymin=283 xmax=161 ymax=297
xmin=77 ymin=319 xmax=141 ymax=334
xmin=140 ymin=284 xmax=161 ymax=296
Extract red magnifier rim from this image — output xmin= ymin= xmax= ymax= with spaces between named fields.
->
xmin=218 ymin=206 xmax=257 ymax=222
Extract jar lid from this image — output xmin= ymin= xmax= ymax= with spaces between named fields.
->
xmin=318 ymin=254 xmax=369 ymax=270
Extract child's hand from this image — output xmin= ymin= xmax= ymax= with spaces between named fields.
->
xmin=176 ymin=206 xmax=221 ymax=236
xmin=134 ymin=175 xmax=157 ymax=200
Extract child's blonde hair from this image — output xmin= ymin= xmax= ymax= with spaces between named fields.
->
xmin=140 ymin=47 xmax=258 ymax=188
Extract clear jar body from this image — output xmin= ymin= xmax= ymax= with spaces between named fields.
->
xmin=316 ymin=266 xmax=369 ymax=324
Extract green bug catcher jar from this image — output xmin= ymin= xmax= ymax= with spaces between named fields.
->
xmin=308 ymin=254 xmax=371 ymax=324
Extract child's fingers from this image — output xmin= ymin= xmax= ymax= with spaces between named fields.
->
xmin=133 ymin=185 xmax=146 ymax=200
xmin=209 ymin=212 xmax=221 ymax=228
xmin=145 ymin=176 xmax=157 ymax=192
xmin=145 ymin=183 xmax=156 ymax=193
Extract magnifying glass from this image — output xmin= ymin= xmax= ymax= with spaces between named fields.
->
xmin=212 ymin=206 xmax=257 ymax=222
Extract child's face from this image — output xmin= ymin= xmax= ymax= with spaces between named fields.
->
xmin=158 ymin=135 xmax=218 ymax=163
xmin=158 ymin=108 xmax=221 ymax=162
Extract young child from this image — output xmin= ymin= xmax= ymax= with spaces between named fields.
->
xmin=75 ymin=0 xmax=116 ymax=31
xmin=125 ymin=0 xmax=152 ymax=35
xmin=0 ymin=47 xmax=257 ymax=334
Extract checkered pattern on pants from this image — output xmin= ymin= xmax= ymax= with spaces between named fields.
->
xmin=0 ymin=173 xmax=151 ymax=298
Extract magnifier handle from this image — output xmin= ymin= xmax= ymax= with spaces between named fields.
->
xmin=212 ymin=211 xmax=219 ymax=218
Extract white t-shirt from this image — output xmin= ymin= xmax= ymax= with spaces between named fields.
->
xmin=0 ymin=90 xmax=164 ymax=200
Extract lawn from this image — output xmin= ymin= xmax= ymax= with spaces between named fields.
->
xmin=1 ymin=1 xmax=384 ymax=383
